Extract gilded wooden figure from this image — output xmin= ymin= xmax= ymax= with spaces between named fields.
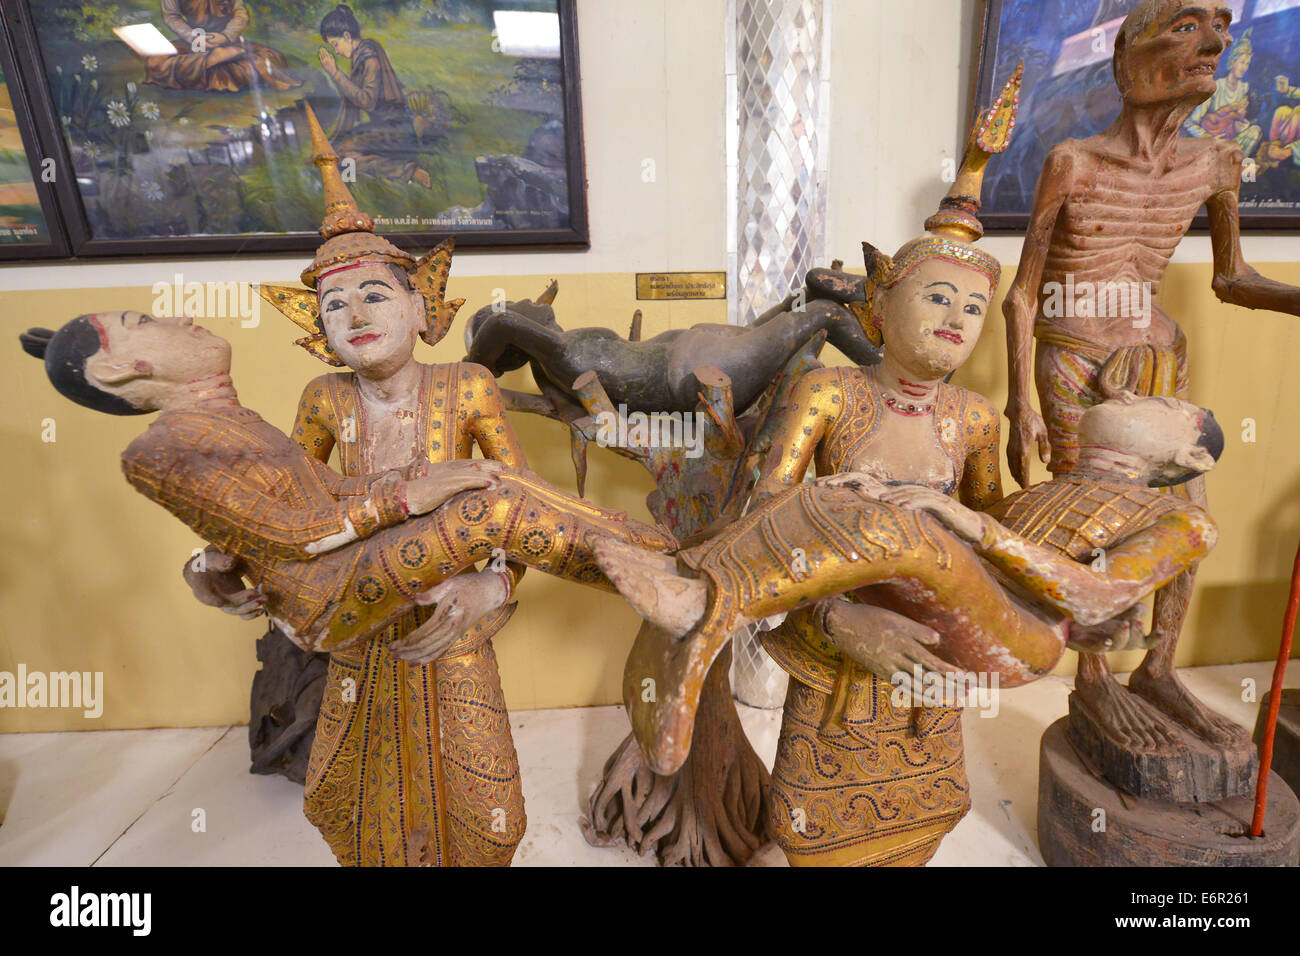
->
xmin=19 ymin=310 xmax=675 ymax=867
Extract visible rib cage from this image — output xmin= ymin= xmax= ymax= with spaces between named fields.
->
xmin=1043 ymin=163 xmax=1211 ymax=292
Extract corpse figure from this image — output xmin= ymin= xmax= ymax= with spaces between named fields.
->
xmin=1003 ymin=0 xmax=1300 ymax=751
xmin=18 ymin=313 xmax=675 ymax=871
xmin=592 ymin=393 xmax=1224 ymax=800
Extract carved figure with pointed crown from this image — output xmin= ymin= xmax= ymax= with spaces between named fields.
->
xmin=185 ymin=105 xmax=543 ymax=866
xmin=584 ymin=67 xmax=1024 ymax=868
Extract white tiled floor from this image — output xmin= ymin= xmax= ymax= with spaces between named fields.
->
xmin=0 ymin=662 xmax=1292 ymax=866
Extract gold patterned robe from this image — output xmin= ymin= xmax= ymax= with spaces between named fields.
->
xmin=750 ymin=366 xmax=1003 ymax=867
xmin=294 ymin=362 xmax=529 ymax=867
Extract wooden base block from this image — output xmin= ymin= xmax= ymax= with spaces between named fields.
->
xmin=1255 ymin=689 xmax=1300 ymax=799
xmin=1038 ymin=718 xmax=1300 ymax=867
xmin=1067 ymin=693 xmax=1256 ymax=803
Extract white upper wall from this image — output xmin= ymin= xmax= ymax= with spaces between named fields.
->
xmin=0 ymin=0 xmax=1293 ymax=293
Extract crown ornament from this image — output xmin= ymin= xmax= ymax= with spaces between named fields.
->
xmin=258 ymin=103 xmax=463 ymax=364
xmin=851 ymin=62 xmax=1023 ymax=347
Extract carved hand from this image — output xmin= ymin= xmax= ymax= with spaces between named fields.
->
xmin=181 ymin=545 xmax=264 ymax=620
xmin=815 ymin=470 xmax=891 ymax=499
xmin=404 ymin=460 xmax=503 ymax=515
xmin=1067 ymin=605 xmax=1148 ymax=653
xmin=389 ymin=570 xmax=510 ymax=664
xmin=1005 ymin=404 xmax=1051 ymax=489
xmin=818 ymin=599 xmax=982 ymax=705
xmin=876 ymin=485 xmax=988 ymax=544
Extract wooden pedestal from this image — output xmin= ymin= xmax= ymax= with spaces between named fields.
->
xmin=1038 ymin=718 xmax=1300 ymax=867
xmin=1068 ymin=693 xmax=1256 ymax=803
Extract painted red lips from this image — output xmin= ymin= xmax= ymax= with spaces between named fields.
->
xmin=348 ymin=332 xmax=381 ymax=347
xmin=934 ymin=330 xmax=964 ymax=345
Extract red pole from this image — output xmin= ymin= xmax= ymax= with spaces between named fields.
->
xmin=1252 ymin=536 xmax=1300 ymax=838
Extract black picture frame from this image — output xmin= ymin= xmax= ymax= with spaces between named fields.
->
xmin=0 ymin=1 xmax=70 ymax=260
xmin=974 ymin=0 xmax=1300 ymax=232
xmin=5 ymin=0 xmax=588 ymax=258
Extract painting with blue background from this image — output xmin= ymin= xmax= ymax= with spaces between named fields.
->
xmin=977 ymin=0 xmax=1300 ymax=226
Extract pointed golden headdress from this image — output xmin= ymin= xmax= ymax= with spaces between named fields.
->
xmin=257 ymin=103 xmax=465 ymax=364
xmin=298 ymin=102 xmax=416 ymax=288
xmin=853 ymin=63 xmax=1023 ymax=346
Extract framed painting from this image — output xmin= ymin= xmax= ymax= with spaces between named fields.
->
xmin=0 ymin=3 xmax=69 ymax=259
xmin=6 ymin=0 xmax=587 ymax=256
xmin=975 ymin=0 xmax=1300 ymax=230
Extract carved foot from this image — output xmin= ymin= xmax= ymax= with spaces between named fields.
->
xmin=1127 ymin=667 xmax=1251 ymax=749
xmin=1073 ymin=666 xmax=1187 ymax=755
xmin=589 ymin=534 xmax=708 ymax=638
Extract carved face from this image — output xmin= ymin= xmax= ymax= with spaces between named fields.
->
xmin=318 ymin=263 xmax=426 ymax=378
xmin=84 ymin=311 xmax=232 ymax=411
xmin=1080 ymin=394 xmax=1221 ymax=485
xmin=875 ymin=257 xmax=991 ymax=380
xmin=1117 ymin=0 xmax=1231 ymax=106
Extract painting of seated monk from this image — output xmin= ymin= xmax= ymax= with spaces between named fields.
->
xmin=144 ymin=0 xmax=301 ymax=93
xmin=19 ymin=0 xmax=586 ymax=249
xmin=317 ymin=4 xmax=430 ymax=187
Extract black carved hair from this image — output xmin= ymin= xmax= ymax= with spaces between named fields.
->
xmin=19 ymin=316 xmax=147 ymax=416
xmin=320 ymin=4 xmax=362 ymax=40
xmin=1149 ymin=408 xmax=1225 ymax=487
xmin=1198 ymin=408 xmax=1225 ymax=463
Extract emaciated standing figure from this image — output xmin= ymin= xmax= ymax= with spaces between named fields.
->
xmin=1003 ymin=0 xmax=1300 ymax=762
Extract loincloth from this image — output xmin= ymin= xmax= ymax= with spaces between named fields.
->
xmin=1034 ymin=323 xmax=1188 ymax=474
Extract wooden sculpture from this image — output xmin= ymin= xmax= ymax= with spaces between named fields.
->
xmin=1004 ymin=0 xmax=1300 ymax=764
xmin=1002 ymin=0 xmax=1300 ymax=864
xmin=470 ymin=280 xmax=843 ymax=866
xmin=19 ymin=311 xmax=675 ymax=869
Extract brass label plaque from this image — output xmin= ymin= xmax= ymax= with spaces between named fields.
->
xmin=635 ymin=272 xmax=727 ymax=301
